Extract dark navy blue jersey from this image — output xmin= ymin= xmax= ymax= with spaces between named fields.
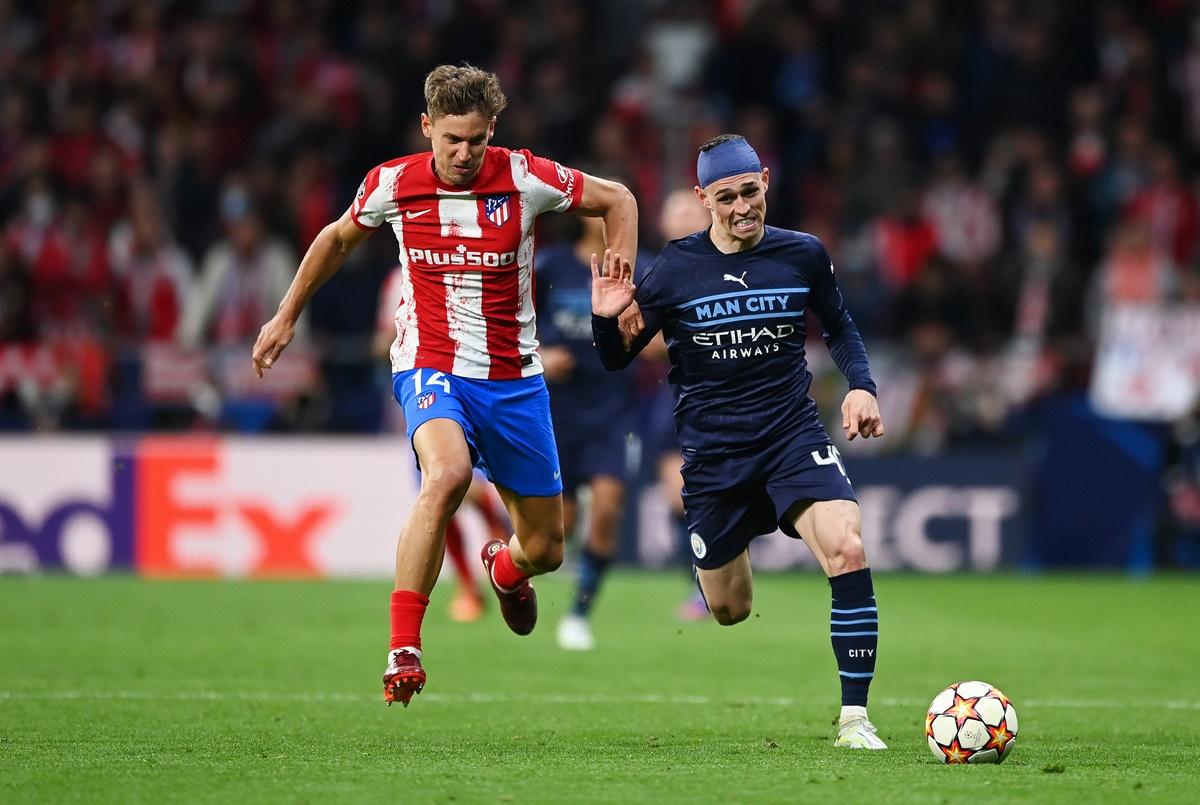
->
xmin=536 ymin=244 xmax=636 ymax=427
xmin=593 ymin=226 xmax=875 ymax=458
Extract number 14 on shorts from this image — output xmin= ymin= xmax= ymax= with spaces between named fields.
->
xmin=413 ymin=370 xmax=452 ymax=394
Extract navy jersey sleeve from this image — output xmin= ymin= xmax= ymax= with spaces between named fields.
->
xmin=806 ymin=238 xmax=877 ymax=396
xmin=592 ymin=257 xmax=666 ymax=370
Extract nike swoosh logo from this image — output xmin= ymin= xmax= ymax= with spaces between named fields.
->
xmin=553 ymin=470 xmax=560 ymax=479
xmin=405 ymin=209 xmax=431 ymax=219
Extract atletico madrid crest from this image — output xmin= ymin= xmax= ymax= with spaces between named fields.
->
xmin=416 ymin=392 xmax=436 ymax=410
xmin=485 ymin=194 xmax=511 ymax=227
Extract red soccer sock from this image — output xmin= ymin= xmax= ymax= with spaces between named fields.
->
xmin=490 ymin=545 xmax=529 ymax=591
xmin=389 ymin=589 xmax=430 ymax=651
xmin=444 ymin=519 xmax=475 ymax=588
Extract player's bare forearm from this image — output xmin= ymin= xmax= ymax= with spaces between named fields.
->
xmin=600 ymin=188 xmax=637 ymax=266
xmin=579 ymin=175 xmax=638 ymax=264
xmin=579 ymin=175 xmax=640 ymax=344
xmin=600 ymin=189 xmax=644 ymax=349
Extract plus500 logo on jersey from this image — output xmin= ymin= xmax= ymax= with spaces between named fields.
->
xmin=408 ymin=245 xmax=517 ymax=267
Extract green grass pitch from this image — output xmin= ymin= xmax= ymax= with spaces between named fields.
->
xmin=2 ymin=572 xmax=1197 ymax=803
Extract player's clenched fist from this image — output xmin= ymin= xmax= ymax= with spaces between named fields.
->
xmin=841 ymin=389 xmax=885 ymax=441
xmin=590 ymin=248 xmax=636 ymax=318
xmin=251 ymin=314 xmax=295 ymax=378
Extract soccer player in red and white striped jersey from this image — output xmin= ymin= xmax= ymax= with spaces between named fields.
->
xmin=252 ymin=64 xmax=637 ymax=707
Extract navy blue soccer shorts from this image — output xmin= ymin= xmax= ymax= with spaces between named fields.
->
xmin=393 ymin=368 xmax=563 ymax=498
xmin=681 ymin=432 xmax=857 ymax=571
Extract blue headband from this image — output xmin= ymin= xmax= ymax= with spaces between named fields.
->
xmin=696 ymin=137 xmax=762 ymax=188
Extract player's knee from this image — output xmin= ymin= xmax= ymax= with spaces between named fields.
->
xmin=706 ymin=591 xmax=752 ymax=625
xmin=526 ymin=542 xmax=563 ymax=573
xmin=542 ymin=541 xmax=564 ymax=572
xmin=826 ymin=528 xmax=867 ymax=575
xmin=710 ymin=601 xmax=750 ymax=626
xmin=521 ymin=528 xmax=565 ymax=572
xmin=417 ymin=462 xmax=473 ymax=512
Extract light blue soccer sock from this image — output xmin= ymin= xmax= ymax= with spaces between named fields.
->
xmin=829 ymin=568 xmax=878 ymax=707
xmin=571 ymin=547 xmax=611 ymax=617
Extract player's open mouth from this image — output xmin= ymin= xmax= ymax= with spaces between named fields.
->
xmin=733 ymin=217 xmax=757 ymax=232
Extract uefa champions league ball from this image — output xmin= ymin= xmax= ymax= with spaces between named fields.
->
xmin=925 ymin=681 xmax=1018 ymax=764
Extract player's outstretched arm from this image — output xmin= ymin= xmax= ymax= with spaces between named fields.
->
xmin=841 ymin=388 xmax=885 ymax=441
xmin=252 ymin=208 xmax=371 ymax=377
xmin=578 ymin=174 xmax=643 ymax=344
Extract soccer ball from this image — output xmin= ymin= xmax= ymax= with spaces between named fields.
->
xmin=925 ymin=680 xmax=1018 ymax=764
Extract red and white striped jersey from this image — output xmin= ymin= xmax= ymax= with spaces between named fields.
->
xmin=352 ymin=146 xmax=584 ymax=380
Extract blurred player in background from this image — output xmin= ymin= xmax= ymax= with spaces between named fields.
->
xmin=535 ymin=214 xmax=640 ymax=650
xmin=252 ymin=65 xmax=637 ymax=707
xmin=373 ymin=264 xmax=511 ymax=623
xmin=647 ymin=188 xmax=716 ymax=621
xmin=591 ymin=135 xmax=887 ymax=748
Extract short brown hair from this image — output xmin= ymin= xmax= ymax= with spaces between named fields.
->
xmin=699 ymin=134 xmax=746 ymax=153
xmin=424 ymin=64 xmax=508 ymax=120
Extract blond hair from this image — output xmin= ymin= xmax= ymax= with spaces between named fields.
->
xmin=424 ymin=64 xmax=508 ymax=120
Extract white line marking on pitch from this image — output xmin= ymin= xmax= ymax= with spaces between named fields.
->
xmin=0 ymin=690 xmax=1197 ymax=710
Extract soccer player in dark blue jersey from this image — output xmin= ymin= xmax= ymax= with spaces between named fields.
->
xmin=590 ymin=135 xmax=888 ymax=749
xmin=536 ymin=216 xmax=640 ymax=650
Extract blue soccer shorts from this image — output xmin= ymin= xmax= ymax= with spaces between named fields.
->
xmin=681 ymin=432 xmax=857 ymax=571
xmin=393 ymin=368 xmax=563 ymax=497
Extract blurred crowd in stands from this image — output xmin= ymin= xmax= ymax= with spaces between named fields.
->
xmin=1 ymin=0 xmax=1198 ymax=485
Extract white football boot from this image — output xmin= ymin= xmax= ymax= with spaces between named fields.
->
xmin=835 ymin=706 xmax=888 ymax=749
xmin=556 ymin=613 xmax=595 ymax=651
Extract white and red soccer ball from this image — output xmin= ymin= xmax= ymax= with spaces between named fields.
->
xmin=925 ymin=681 xmax=1018 ymax=764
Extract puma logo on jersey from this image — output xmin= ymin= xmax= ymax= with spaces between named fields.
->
xmin=405 ymin=209 xmax=431 ymax=219
xmin=723 ymin=271 xmax=748 ymax=289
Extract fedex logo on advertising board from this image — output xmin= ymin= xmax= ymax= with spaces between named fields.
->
xmin=135 ymin=439 xmax=339 ymax=577
xmin=0 ymin=440 xmax=134 ymax=575
xmin=0 ymin=438 xmax=411 ymax=578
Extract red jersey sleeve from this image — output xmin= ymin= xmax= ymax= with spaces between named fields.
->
xmin=350 ymin=164 xmax=387 ymax=229
xmin=519 ymin=150 xmax=584 ymax=215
